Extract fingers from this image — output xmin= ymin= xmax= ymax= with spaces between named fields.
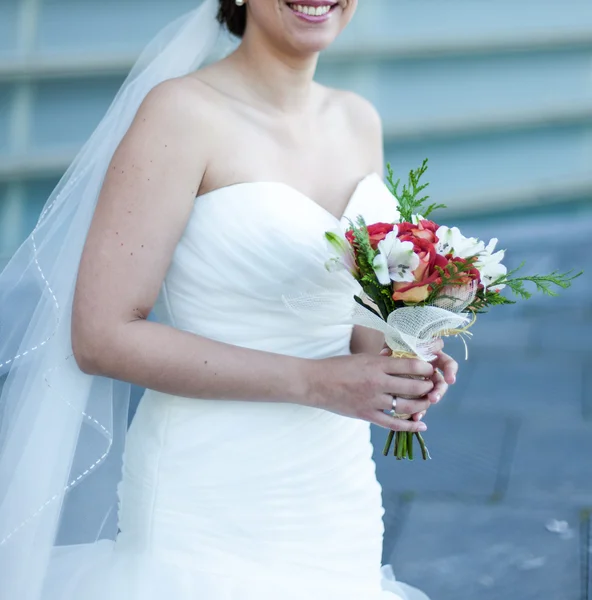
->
xmin=431 ymin=351 xmax=458 ymax=385
xmin=380 ymin=395 xmax=431 ymax=416
xmin=373 ymin=411 xmax=427 ymax=432
xmin=426 ymin=369 xmax=448 ymax=404
xmin=382 ymin=356 xmax=434 ymax=379
xmin=383 ymin=374 xmax=434 ymax=398
xmin=412 ymin=410 xmax=427 ymax=422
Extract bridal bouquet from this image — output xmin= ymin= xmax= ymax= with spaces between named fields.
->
xmin=325 ymin=160 xmax=581 ymax=460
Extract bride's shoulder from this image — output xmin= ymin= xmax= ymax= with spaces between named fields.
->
xmin=319 ymin=85 xmax=384 ymax=167
xmin=321 ymin=85 xmax=382 ymax=141
xmin=129 ymin=75 xmax=226 ymax=161
xmin=330 ymin=87 xmax=381 ymax=121
xmin=139 ymin=75 xmax=221 ymax=126
xmin=117 ymin=76 xmax=224 ymax=183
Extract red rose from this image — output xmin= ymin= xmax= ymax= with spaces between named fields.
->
xmin=397 ymin=220 xmax=439 ymax=244
xmin=345 ymin=222 xmax=394 ymax=250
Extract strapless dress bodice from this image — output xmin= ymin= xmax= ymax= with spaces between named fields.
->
xmin=151 ymin=173 xmax=398 ymax=357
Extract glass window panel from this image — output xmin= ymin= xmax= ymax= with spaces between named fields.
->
xmin=0 ymin=181 xmax=8 ymax=265
xmin=0 ymin=178 xmax=60 ymax=259
xmin=338 ymin=0 xmax=592 ymax=47
xmin=0 ymin=84 xmax=13 ymax=155
xmin=0 ymin=0 xmax=20 ymax=59
xmin=37 ymin=0 xmax=199 ymax=55
xmin=24 ymin=177 xmax=60 ymax=225
xmin=318 ymin=50 xmax=592 ymax=127
xmin=30 ymin=76 xmax=125 ymax=152
xmin=384 ymin=123 xmax=591 ymax=202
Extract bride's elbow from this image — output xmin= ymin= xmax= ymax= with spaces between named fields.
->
xmin=71 ymin=317 xmax=110 ymax=376
xmin=71 ymin=331 xmax=101 ymax=375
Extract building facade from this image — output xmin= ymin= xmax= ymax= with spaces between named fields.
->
xmin=1 ymin=0 xmax=591 ymax=262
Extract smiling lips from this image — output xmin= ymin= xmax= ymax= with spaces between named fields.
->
xmin=287 ymin=2 xmax=337 ymax=22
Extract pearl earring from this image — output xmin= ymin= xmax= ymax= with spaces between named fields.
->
xmin=236 ymin=0 xmax=245 ymax=5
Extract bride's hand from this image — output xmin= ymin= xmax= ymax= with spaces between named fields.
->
xmin=379 ymin=339 xmax=459 ymax=422
xmin=306 ymin=354 xmax=434 ymax=432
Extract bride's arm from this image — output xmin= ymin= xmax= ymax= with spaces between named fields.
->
xmin=350 ymin=328 xmax=384 ymax=355
xmin=72 ymin=79 xmax=308 ymax=404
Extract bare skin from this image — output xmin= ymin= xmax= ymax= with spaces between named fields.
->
xmin=71 ymin=0 xmax=457 ymax=434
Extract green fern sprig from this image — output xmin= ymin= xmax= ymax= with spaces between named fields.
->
xmin=349 ymin=217 xmax=375 ymax=273
xmin=386 ymin=159 xmax=446 ymax=224
xmin=467 ymin=267 xmax=582 ymax=312
xmin=424 ymin=257 xmax=479 ymax=304
xmin=469 ymin=288 xmax=516 ymax=313
xmin=492 ymin=268 xmax=582 ymax=300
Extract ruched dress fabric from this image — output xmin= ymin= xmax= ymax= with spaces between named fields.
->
xmin=43 ymin=173 xmax=430 ymax=600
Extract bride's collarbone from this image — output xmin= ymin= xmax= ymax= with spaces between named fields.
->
xmin=200 ymin=118 xmax=370 ymax=214
xmin=201 ymin=142 xmax=368 ymax=213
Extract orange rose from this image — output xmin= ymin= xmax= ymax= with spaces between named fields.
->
xmin=430 ymin=256 xmax=482 ymax=309
xmin=442 ymin=255 xmax=482 ymax=287
xmin=392 ymin=238 xmax=448 ymax=302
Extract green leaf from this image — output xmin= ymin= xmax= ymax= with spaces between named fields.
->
xmin=353 ymin=295 xmax=383 ymax=319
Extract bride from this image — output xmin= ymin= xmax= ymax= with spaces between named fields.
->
xmin=0 ymin=1 xmax=458 ymax=599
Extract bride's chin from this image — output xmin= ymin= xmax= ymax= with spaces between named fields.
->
xmin=280 ymin=25 xmax=342 ymax=55
xmin=279 ymin=1 xmax=344 ymax=52
xmin=286 ymin=34 xmax=336 ymax=55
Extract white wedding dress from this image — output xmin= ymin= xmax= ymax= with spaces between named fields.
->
xmin=43 ymin=173 xmax=429 ymax=600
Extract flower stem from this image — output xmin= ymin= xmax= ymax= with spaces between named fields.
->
xmin=403 ymin=431 xmax=409 ymax=459
xmin=383 ymin=430 xmax=395 ymax=456
xmin=416 ymin=433 xmax=431 ymax=460
xmin=396 ymin=431 xmax=406 ymax=460
xmin=407 ymin=432 xmax=414 ymax=460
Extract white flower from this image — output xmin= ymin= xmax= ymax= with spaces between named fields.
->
xmin=372 ymin=231 xmax=420 ymax=285
xmin=436 ymin=226 xmax=485 ymax=258
xmin=476 ymin=238 xmax=507 ymax=291
xmin=325 ymin=229 xmax=357 ymax=276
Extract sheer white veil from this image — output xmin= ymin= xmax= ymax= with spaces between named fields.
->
xmin=0 ymin=1 xmax=231 ymax=597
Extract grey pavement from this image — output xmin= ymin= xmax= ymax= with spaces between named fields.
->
xmin=372 ymin=204 xmax=592 ymax=600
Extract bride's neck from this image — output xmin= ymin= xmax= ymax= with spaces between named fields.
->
xmin=231 ymin=33 xmax=319 ymax=114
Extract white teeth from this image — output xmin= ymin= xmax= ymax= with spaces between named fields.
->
xmin=291 ymin=4 xmax=332 ymax=17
